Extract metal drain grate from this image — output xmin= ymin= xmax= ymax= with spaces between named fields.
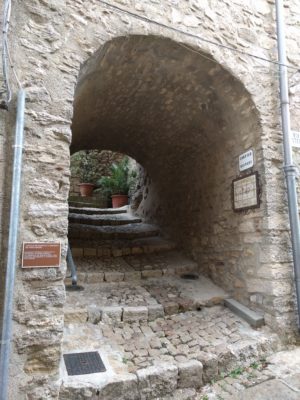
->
xmin=63 ymin=351 xmax=106 ymax=376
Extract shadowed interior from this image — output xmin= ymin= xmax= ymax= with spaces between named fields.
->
xmin=71 ymin=35 xmax=262 ymax=300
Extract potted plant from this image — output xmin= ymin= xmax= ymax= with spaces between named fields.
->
xmin=96 ymin=157 xmax=137 ymax=208
xmin=71 ymin=151 xmax=97 ymax=197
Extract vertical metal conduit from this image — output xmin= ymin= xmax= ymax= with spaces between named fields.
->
xmin=275 ymin=0 xmax=300 ymax=329
xmin=67 ymin=243 xmax=78 ymax=286
xmin=0 ymin=89 xmax=26 ymax=400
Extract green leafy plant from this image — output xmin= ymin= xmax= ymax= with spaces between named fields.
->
xmin=250 ymin=362 xmax=259 ymax=370
xmin=96 ymin=157 xmax=137 ymax=197
xmin=229 ymin=366 xmax=244 ymax=378
xmin=71 ymin=150 xmax=98 ymax=184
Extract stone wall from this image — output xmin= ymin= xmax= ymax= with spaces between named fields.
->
xmin=0 ymin=0 xmax=298 ymax=398
xmin=69 ymin=150 xmax=125 ymax=196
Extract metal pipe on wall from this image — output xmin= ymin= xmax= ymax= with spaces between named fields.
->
xmin=0 ymin=89 xmax=26 ymax=400
xmin=275 ymin=0 xmax=300 ymax=329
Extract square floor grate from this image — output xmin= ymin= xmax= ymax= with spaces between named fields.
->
xmin=63 ymin=351 xmax=106 ymax=376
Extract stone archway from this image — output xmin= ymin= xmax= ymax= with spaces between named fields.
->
xmin=71 ymin=34 xmax=263 ymax=304
xmin=4 ymin=1 xmax=299 ymax=397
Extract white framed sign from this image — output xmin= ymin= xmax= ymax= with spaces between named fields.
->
xmin=239 ymin=149 xmax=254 ymax=172
xmin=291 ymin=131 xmax=300 ymax=148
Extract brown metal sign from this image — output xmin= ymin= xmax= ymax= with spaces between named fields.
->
xmin=22 ymin=242 xmax=61 ymax=268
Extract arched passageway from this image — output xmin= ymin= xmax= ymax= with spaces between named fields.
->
xmin=71 ymin=35 xmax=262 ymax=302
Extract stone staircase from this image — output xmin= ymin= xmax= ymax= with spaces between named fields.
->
xmin=61 ymin=205 xmax=282 ymax=399
xmin=68 ymin=205 xmax=175 ymax=258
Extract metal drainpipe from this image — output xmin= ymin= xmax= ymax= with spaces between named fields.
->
xmin=275 ymin=0 xmax=300 ymax=329
xmin=0 ymin=89 xmax=26 ymax=400
xmin=67 ymin=243 xmax=78 ymax=286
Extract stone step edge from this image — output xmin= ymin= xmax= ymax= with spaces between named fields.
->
xmin=69 ymin=207 xmax=127 ymax=215
xmin=224 ymin=298 xmax=265 ymax=328
xmin=68 ymin=215 xmax=142 ymax=227
xmin=65 ymin=262 xmax=198 ymax=283
xmin=59 ymin=333 xmax=280 ymax=399
xmin=64 ymin=295 xmax=223 ymax=325
xmin=60 ymin=360 xmax=203 ymax=399
xmin=69 ymin=231 xmax=159 ymax=241
xmin=70 ymin=240 xmax=176 ymax=257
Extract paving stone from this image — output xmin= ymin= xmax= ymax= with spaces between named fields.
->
xmin=98 ymin=374 xmax=140 ymax=400
xmin=123 ymin=306 xmax=148 ymax=322
xmin=233 ymin=379 xmax=300 ymax=400
xmin=71 ymin=247 xmax=83 ymax=256
xmin=141 ymin=269 xmax=163 ymax=278
xmin=196 ymin=351 xmax=219 ymax=383
xmin=164 ymin=302 xmax=179 ymax=315
xmin=137 ymin=364 xmax=178 ymax=399
xmin=86 ymin=272 xmax=104 ymax=283
xmin=83 ymin=247 xmax=97 ymax=256
xmin=105 ymin=271 xmax=125 ymax=282
xmin=283 ymin=372 xmax=300 ymax=390
xmin=63 ymin=308 xmax=87 ymax=324
xmin=124 ymin=271 xmax=142 ymax=281
xmin=148 ymin=304 xmax=164 ymax=321
xmin=177 ymin=360 xmax=203 ymax=389
xmin=101 ymin=306 xmax=123 ymax=323
xmin=87 ymin=306 xmax=102 ymax=324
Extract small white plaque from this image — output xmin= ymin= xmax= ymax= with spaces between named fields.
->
xmin=239 ymin=149 xmax=254 ymax=172
xmin=291 ymin=131 xmax=300 ymax=148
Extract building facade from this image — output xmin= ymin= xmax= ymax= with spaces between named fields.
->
xmin=0 ymin=0 xmax=300 ymax=398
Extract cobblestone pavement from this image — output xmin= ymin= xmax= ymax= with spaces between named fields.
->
xmin=63 ymin=306 xmax=280 ymax=382
xmin=65 ymin=274 xmax=228 ymax=324
xmin=196 ymin=347 xmax=300 ymax=400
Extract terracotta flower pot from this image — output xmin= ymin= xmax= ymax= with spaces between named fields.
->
xmin=79 ymin=183 xmax=95 ymax=197
xmin=111 ymin=194 xmax=128 ymax=208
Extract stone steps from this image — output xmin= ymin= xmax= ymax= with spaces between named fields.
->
xmin=69 ymin=212 xmax=142 ymax=226
xmin=63 ymin=206 xmax=281 ymax=399
xmin=69 ymin=206 xmax=127 ymax=215
xmin=69 ymin=236 xmax=175 ymax=258
xmin=67 ymin=251 xmax=198 ymax=281
xmin=69 ymin=200 xmax=107 ymax=208
xmin=69 ymin=222 xmax=160 ymax=240
xmin=60 ymin=307 xmax=281 ymax=400
xmin=64 ymin=273 xmax=229 ymax=324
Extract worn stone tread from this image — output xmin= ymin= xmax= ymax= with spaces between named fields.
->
xmin=69 ymin=236 xmax=175 ymax=258
xmin=69 ymin=201 xmax=109 ymax=208
xmin=69 ymin=212 xmax=142 ymax=226
xmin=69 ymin=206 xmax=128 ymax=215
xmin=69 ymin=222 xmax=160 ymax=240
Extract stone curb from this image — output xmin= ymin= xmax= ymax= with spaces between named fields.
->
xmin=70 ymin=239 xmax=176 ymax=258
xmin=60 ymin=361 xmax=204 ymax=400
xmin=64 ymin=300 xmax=207 ymax=325
xmin=65 ymin=264 xmax=198 ymax=283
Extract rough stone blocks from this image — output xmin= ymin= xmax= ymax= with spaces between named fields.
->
xmin=137 ymin=364 xmax=178 ymax=399
xmin=123 ymin=306 xmax=148 ymax=322
xmin=101 ymin=306 xmax=123 ymax=323
xmin=177 ymin=360 xmax=203 ymax=389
